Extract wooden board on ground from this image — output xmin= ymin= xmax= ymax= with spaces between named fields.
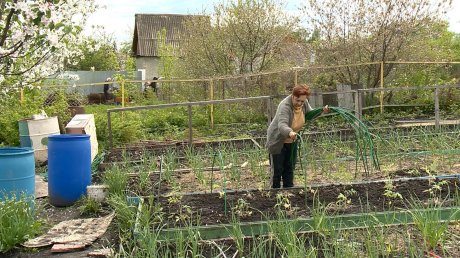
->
xmin=23 ymin=213 xmax=114 ymax=249
xmin=35 ymin=175 xmax=48 ymax=198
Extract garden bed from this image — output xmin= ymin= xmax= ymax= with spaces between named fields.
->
xmin=104 ymin=137 xmax=260 ymax=163
xmin=153 ymin=176 xmax=460 ymax=228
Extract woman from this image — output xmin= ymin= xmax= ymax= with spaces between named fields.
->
xmin=266 ymin=84 xmax=329 ymax=188
xmin=103 ymin=77 xmax=112 ymax=101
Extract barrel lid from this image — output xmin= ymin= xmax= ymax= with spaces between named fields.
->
xmin=48 ymin=134 xmax=90 ymax=140
xmin=0 ymin=147 xmax=34 ymax=156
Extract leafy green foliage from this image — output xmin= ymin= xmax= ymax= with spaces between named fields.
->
xmin=0 ymin=195 xmax=43 ymax=252
xmin=77 ymin=195 xmax=102 ymax=216
xmin=0 ymin=88 xmax=71 ymax=146
xmin=103 ymin=166 xmax=129 ymax=197
xmin=111 ymin=112 xmax=144 ymax=145
xmin=408 ymin=197 xmax=455 ymax=250
xmin=66 ymin=35 xmax=120 ymax=71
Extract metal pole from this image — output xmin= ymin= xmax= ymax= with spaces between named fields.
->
xmin=434 ymin=87 xmax=440 ymax=130
xmin=188 ymin=104 xmax=193 ymax=146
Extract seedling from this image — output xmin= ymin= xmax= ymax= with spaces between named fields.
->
xmin=383 ymin=179 xmax=402 ymax=206
xmin=232 ymin=198 xmax=253 ymax=217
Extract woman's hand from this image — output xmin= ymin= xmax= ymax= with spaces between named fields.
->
xmin=289 ymin=131 xmax=297 ymax=140
xmin=322 ymin=105 xmax=330 ymax=114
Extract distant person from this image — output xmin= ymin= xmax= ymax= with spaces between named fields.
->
xmin=143 ymin=81 xmax=151 ymax=97
xmin=103 ymin=77 xmax=112 ymax=101
xmin=150 ymin=77 xmax=158 ymax=92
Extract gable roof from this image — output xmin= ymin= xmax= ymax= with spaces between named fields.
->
xmin=132 ymin=14 xmax=197 ymax=57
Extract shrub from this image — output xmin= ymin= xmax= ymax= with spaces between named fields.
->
xmin=0 ymin=88 xmax=71 ymax=145
xmin=0 ymin=195 xmax=43 ymax=252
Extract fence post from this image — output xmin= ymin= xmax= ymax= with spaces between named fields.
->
xmin=434 ymin=87 xmax=440 ymax=130
xmin=380 ymin=61 xmax=384 ymax=114
xmin=209 ymin=79 xmax=214 ymax=129
xmin=121 ymin=81 xmax=125 ymax=108
xmin=355 ymin=89 xmax=363 ymax=119
xmin=354 ymin=90 xmax=359 ymax=117
xmin=356 ymin=90 xmax=363 ymax=119
xmin=20 ymin=88 xmax=24 ymax=104
xmin=188 ymin=104 xmax=193 ymax=146
xmin=267 ymin=97 xmax=273 ymax=126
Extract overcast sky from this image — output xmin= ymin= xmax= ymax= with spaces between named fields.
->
xmin=85 ymin=0 xmax=460 ymax=44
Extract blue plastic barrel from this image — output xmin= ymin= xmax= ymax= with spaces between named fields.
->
xmin=48 ymin=134 xmax=91 ymax=206
xmin=0 ymin=147 xmax=35 ymax=201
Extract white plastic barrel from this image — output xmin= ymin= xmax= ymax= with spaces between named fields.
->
xmin=18 ymin=116 xmax=60 ymax=163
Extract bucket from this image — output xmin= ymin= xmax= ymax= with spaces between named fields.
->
xmin=48 ymin=134 xmax=91 ymax=207
xmin=86 ymin=185 xmax=109 ymax=202
xmin=18 ymin=116 xmax=60 ymax=163
xmin=0 ymin=147 xmax=35 ymax=202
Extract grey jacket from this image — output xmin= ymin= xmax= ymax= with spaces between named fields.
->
xmin=265 ymin=95 xmax=313 ymax=154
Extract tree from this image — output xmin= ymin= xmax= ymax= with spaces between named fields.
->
xmin=0 ymin=0 xmax=96 ymax=90
xmin=302 ymin=0 xmax=452 ymax=89
xmin=117 ymin=41 xmax=136 ymax=72
xmin=179 ymin=0 xmax=299 ymax=78
xmin=66 ymin=34 xmax=120 ymax=71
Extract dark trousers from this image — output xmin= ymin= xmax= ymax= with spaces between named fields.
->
xmin=270 ymin=143 xmax=297 ymax=188
xmin=103 ymin=84 xmax=109 ymax=101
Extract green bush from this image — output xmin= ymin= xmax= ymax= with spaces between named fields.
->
xmin=112 ymin=112 xmax=144 ymax=146
xmin=84 ymin=104 xmax=144 ymax=147
xmin=0 ymin=88 xmax=71 ymax=146
xmin=0 ymin=195 xmax=43 ymax=252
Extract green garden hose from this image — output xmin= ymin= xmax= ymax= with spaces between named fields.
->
xmin=292 ymin=107 xmax=380 ymax=177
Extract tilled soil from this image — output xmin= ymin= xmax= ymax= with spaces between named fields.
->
xmin=156 ymin=177 xmax=460 ymax=228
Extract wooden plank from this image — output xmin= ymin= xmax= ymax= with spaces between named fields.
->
xmin=108 ymin=96 xmax=271 ymax=113
xmin=51 ymin=243 xmax=86 ymax=253
xmin=395 ymin=120 xmax=460 ymax=128
xmin=88 ymin=248 xmax=113 ymax=257
xmin=156 ymin=206 xmax=460 ymax=241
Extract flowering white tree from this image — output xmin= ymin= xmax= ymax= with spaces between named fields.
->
xmin=0 ymin=0 xmax=96 ymax=90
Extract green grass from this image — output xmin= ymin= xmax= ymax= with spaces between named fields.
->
xmin=103 ymin=166 xmax=129 ymax=197
xmin=0 ymin=195 xmax=43 ymax=252
xmin=408 ymin=196 xmax=456 ymax=251
xmin=77 ymin=195 xmax=102 ymax=216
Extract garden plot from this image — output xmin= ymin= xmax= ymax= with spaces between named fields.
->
xmin=55 ymin=126 xmax=459 ymax=257
xmin=120 ymin=177 xmax=460 ymax=258
xmin=98 ymin=127 xmax=460 ymax=196
xmin=150 ymin=177 xmax=460 ymax=228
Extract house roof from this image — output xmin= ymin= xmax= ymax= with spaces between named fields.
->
xmin=132 ymin=14 xmax=199 ymax=57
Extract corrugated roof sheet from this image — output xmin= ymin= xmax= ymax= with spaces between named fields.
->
xmin=132 ymin=14 xmax=194 ymax=57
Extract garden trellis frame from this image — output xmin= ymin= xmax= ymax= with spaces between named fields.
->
xmin=106 ymin=96 xmax=272 ymax=149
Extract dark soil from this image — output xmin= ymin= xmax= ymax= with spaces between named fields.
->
xmin=156 ymin=177 xmax=460 ymax=228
